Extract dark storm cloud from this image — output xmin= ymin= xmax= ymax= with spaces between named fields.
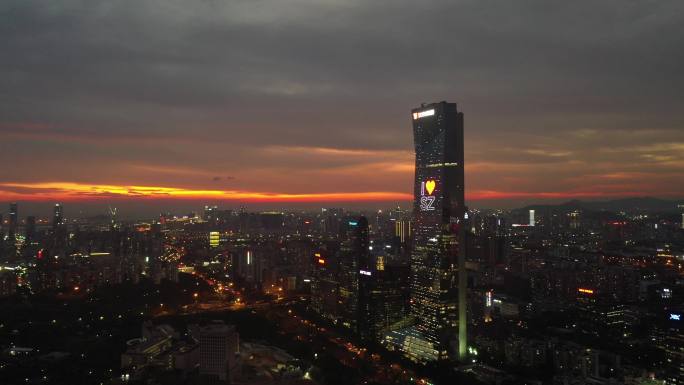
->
xmin=1 ymin=0 xmax=683 ymax=210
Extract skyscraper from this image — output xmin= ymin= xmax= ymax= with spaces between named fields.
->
xmin=339 ymin=217 xmax=369 ymax=331
xmin=203 ymin=205 xmax=218 ymax=224
xmin=25 ymin=216 xmax=36 ymax=242
xmin=53 ymin=203 xmax=64 ymax=231
xmin=409 ymin=101 xmax=466 ymax=361
xmin=357 ymin=216 xmax=409 ymax=342
xmin=8 ymin=203 xmax=18 ymax=238
xmin=395 ymin=220 xmax=412 ymax=245
xmin=529 ymin=209 xmax=536 ymax=227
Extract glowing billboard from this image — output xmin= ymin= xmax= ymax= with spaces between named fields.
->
xmin=419 ymin=179 xmax=436 ymax=211
xmin=412 ymin=109 xmax=435 ymax=120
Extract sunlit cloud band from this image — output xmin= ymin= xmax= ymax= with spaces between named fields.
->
xmin=1 ymin=182 xmax=679 ymax=204
xmin=0 ymin=182 xmax=412 ymax=202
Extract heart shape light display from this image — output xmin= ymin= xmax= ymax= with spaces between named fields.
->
xmin=425 ymin=180 xmax=436 ymax=195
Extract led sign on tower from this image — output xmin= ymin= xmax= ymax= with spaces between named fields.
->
xmin=578 ymin=288 xmax=594 ymax=295
xmin=412 ymin=109 xmax=435 ymax=120
xmin=670 ymin=313 xmax=681 ymax=321
xmin=419 ymin=179 xmax=437 ymax=211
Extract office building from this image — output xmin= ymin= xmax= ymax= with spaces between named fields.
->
xmin=339 ymin=217 xmax=369 ymax=331
xmin=388 ymin=101 xmax=466 ymax=362
xmin=662 ymin=310 xmax=683 ymax=385
xmin=310 ymin=248 xmax=341 ymax=321
xmin=25 ymin=216 xmax=36 ymax=241
xmin=198 ymin=321 xmax=240 ymax=382
xmin=8 ymin=202 xmax=18 ymax=238
xmin=204 ymin=205 xmax=218 ymax=223
xmin=53 ymin=203 xmax=64 ymax=230
xmin=395 ymin=220 xmax=412 ymax=244
xmin=529 ymin=209 xmax=535 ymax=227
xmin=359 ymin=259 xmax=410 ymax=342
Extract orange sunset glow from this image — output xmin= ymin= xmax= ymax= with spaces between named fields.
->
xmin=2 ymin=2 xmax=684 ymax=383
xmin=0 ymin=182 xmax=412 ymax=203
xmin=0 ymin=181 xmax=677 ymax=205
xmin=1 ymin=0 xmax=683 ymax=215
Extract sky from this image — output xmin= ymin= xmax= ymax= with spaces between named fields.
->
xmin=1 ymin=0 xmax=684 ymax=217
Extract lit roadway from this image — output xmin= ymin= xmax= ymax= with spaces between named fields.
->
xmin=161 ymin=270 xmax=432 ymax=385
xmin=263 ymin=303 xmax=433 ymax=385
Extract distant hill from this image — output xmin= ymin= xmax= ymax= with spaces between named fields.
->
xmin=519 ymin=197 xmax=684 ymax=213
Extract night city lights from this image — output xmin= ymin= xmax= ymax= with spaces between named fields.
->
xmin=1 ymin=1 xmax=684 ymax=385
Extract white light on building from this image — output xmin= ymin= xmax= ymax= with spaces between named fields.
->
xmin=412 ymin=109 xmax=435 ymax=120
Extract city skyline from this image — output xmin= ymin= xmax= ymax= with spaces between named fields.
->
xmin=2 ymin=0 xmax=684 ymax=213
xmin=1 ymin=2 xmax=683 ymax=385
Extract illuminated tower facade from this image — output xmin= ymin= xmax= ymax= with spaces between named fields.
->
xmin=410 ymin=101 xmax=466 ymax=361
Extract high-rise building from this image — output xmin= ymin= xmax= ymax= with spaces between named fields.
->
xmin=321 ymin=208 xmax=344 ymax=236
xmin=108 ymin=206 xmax=118 ymax=230
xmin=198 ymin=321 xmax=240 ymax=382
xmin=310 ymin=248 xmax=341 ymax=321
xmin=358 ymin=216 xmax=409 ymax=341
xmin=203 ymin=205 xmax=218 ymax=224
xmin=52 ymin=203 xmax=68 ymax=250
xmin=25 ymin=216 xmax=36 ymax=241
xmin=53 ymin=203 xmax=64 ymax=230
xmin=8 ymin=203 xmax=18 ymax=238
xmin=259 ymin=212 xmax=285 ymax=232
xmin=529 ymin=209 xmax=536 ymax=227
xmin=209 ymin=231 xmax=220 ymax=248
xmin=406 ymin=101 xmax=466 ymax=362
xmin=339 ymin=217 xmax=369 ymax=331
xmin=395 ymin=220 xmax=412 ymax=245
xmin=663 ymin=311 xmax=683 ymax=385
xmin=233 ymin=249 xmax=263 ymax=284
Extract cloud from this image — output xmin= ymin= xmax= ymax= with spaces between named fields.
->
xmin=0 ymin=181 xmax=411 ymax=202
xmin=1 ymin=0 xmax=683 ymax=211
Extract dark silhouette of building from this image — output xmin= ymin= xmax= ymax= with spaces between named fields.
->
xmin=52 ymin=203 xmax=64 ymax=231
xmin=25 ymin=216 xmax=36 ymax=242
xmin=8 ymin=202 xmax=18 ymax=239
xmin=338 ymin=217 xmax=369 ymax=331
